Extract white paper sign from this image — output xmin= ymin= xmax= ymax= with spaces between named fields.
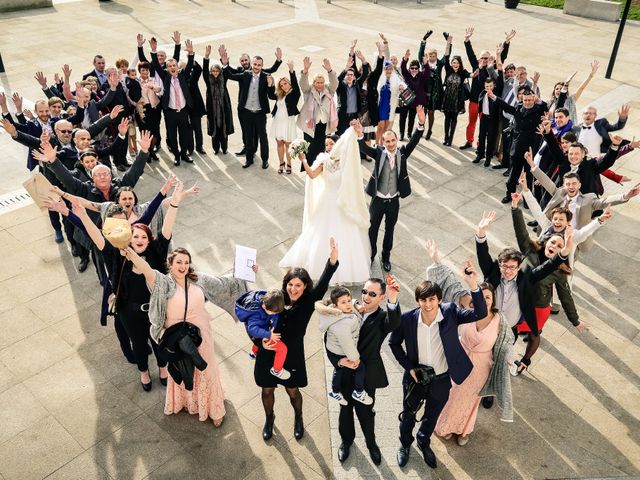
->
xmin=234 ymin=245 xmax=257 ymax=282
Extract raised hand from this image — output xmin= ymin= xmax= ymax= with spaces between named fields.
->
xmin=218 ymin=45 xmax=229 ymax=65
xmin=160 ymin=175 xmax=178 ymax=195
xmin=149 ymin=37 xmax=158 ymax=52
xmin=345 ymin=56 xmax=354 ymax=70
xmin=0 ymin=118 xmax=17 ymax=137
xmin=266 ymin=75 xmax=274 ymax=87
xmin=204 ymin=45 xmax=211 ymax=59
xmin=34 ymin=71 xmax=47 ymax=88
xmin=275 ymin=47 xmax=282 ymax=61
xmin=139 ymin=130 xmax=152 ymax=153
xmin=287 ymin=60 xmax=294 ymax=72
xmin=302 ymin=56 xmax=311 ymax=73
xmin=599 ymin=206 xmax=613 ymax=223
xmin=630 ymin=136 xmax=640 ymax=149
xmin=623 ymin=182 xmax=640 ymax=200
xmin=560 ymin=226 xmax=575 ymax=256
xmin=609 ymin=133 xmax=623 ymax=146
xmin=23 ymin=109 xmax=33 ymax=120
xmin=54 ymin=73 xmax=61 ymax=85
xmin=404 ymin=49 xmax=410 ymax=61
xmin=0 ymin=92 xmax=6 ymax=111
xmin=72 ymin=201 xmax=88 ymax=218
xmin=524 ymin=146 xmax=535 ymax=167
xmin=12 ymin=92 xmax=23 ymax=112
xmin=416 ymin=105 xmax=426 ymax=125
xmin=350 ymin=119 xmax=363 ymax=136
xmin=329 ymin=237 xmax=338 ymax=265
xmin=504 ymin=29 xmax=517 ymax=42
xmin=62 ymin=64 xmax=72 ymax=79
xmin=477 ymin=210 xmax=497 ymax=236
xmin=462 ymin=260 xmax=479 ymax=289
xmin=171 ymin=181 xmax=186 ymax=205
xmin=184 ymin=39 xmax=194 ymax=54
xmin=618 ymin=103 xmax=630 ymax=119
xmin=107 ymin=70 xmax=119 ymax=90
xmin=378 ymin=32 xmax=388 ymax=43
xmin=464 ymin=27 xmax=474 ymax=41
xmin=350 ymin=39 xmax=358 ymax=51
xmin=590 ymin=59 xmax=600 ymax=75
xmin=511 ymin=192 xmax=522 ymax=208
xmin=322 ymin=58 xmax=332 ymax=72
xmin=532 ymin=71 xmax=540 ymax=85
xmin=106 ymin=105 xmax=123 ymax=120
xmin=518 ymin=171 xmax=529 ymax=191
xmin=355 ymin=50 xmax=366 ymax=62
xmin=137 ymin=33 xmax=145 ymax=47
xmin=118 ymin=117 xmax=130 ymax=137
xmin=425 ymin=239 xmax=441 ymax=263
xmin=184 ymin=181 xmax=201 ymax=198
xmin=496 ymin=42 xmax=504 ymax=58
xmin=32 ymin=143 xmax=58 ymax=164
xmin=171 ymin=30 xmax=181 ymax=45
xmin=376 ymin=42 xmax=384 ymax=56
xmin=43 ymin=198 xmax=68 ymax=215
xmin=386 ymin=274 xmax=400 ymax=303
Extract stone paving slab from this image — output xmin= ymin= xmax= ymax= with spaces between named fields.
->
xmin=1 ymin=1 xmax=640 ymax=479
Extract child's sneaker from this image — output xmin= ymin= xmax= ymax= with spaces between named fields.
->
xmin=328 ymin=390 xmax=348 ymax=406
xmin=352 ymin=390 xmax=373 ymax=405
xmin=248 ymin=352 xmax=256 ymax=360
xmin=270 ymin=367 xmax=291 ymax=380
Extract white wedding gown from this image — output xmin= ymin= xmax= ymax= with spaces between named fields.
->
xmin=279 ymin=128 xmax=371 ymax=284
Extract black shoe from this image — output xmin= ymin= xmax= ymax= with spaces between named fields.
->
xmin=214 ymin=148 xmax=220 ymax=154
xmin=262 ymin=160 xmax=269 ymax=169
xmin=400 ymin=136 xmax=405 ymax=142
xmin=54 ymin=230 xmax=64 ymax=243
xmin=146 ymin=156 xmax=152 ymax=164
xmin=196 ymin=147 xmax=206 ymax=154
xmin=492 ymin=164 xmax=508 ymax=169
xmin=181 ymin=153 xmax=193 ymax=163
xmin=222 ymin=149 xmax=228 ymax=154
xmin=481 ymin=396 xmax=494 ymax=409
xmin=263 ymin=413 xmax=275 ymax=441
xmin=527 ymin=220 xmax=538 ymax=227
xmin=141 ymin=380 xmax=152 ymax=392
xmin=397 ymin=446 xmax=410 ymax=467
xmin=472 ymin=156 xmax=483 ymax=164
xmin=369 ymin=444 xmax=382 ymax=465
xmin=173 ymin=156 xmax=181 ymax=166
xmin=500 ymin=195 xmax=511 ymax=204
xmin=150 ymin=152 xmax=159 ymax=162
xmin=153 ymin=144 xmax=160 ymax=153
xmin=425 ymin=129 xmax=432 ymax=140
xmin=116 ymin=164 xmax=128 ymax=172
xmin=160 ymin=376 xmax=168 ymax=387
xmin=294 ymin=414 xmax=304 ymax=440
xmin=382 ymin=260 xmax=391 ymax=272
xmin=503 ymin=169 xmax=511 ymax=177
xmin=459 ymin=142 xmax=473 ymax=150
xmin=78 ymin=258 xmax=89 ymax=272
xmin=70 ymin=243 xmax=79 ymax=257
xmin=338 ymin=442 xmax=351 ymax=463
xmin=242 ymin=160 xmax=254 ymax=169
xmin=484 ymin=159 xmax=491 ymax=167
xmin=421 ymin=445 xmax=437 ymax=468
xmin=236 ymin=148 xmax=246 ymax=156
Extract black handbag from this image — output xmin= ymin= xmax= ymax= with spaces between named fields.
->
xmin=399 ymin=87 xmax=416 ymax=107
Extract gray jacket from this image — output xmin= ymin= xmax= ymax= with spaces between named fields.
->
xmin=316 ymin=301 xmax=361 ymax=361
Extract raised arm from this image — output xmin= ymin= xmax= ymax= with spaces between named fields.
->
xmin=310 ymin=237 xmax=339 ymax=302
xmin=301 ymin=154 xmax=323 ymax=179
xmin=72 ymin=203 xmax=106 ymax=250
xmin=124 ymin=247 xmax=157 ymax=289
xmin=510 ymin=196 xmax=533 ymax=254
xmin=121 ymin=129 xmax=151 ymax=187
xmin=573 ymin=60 xmax=599 ymax=103
xmin=526 ymin=147 xmax=557 ymax=195
xmin=161 ymin=181 xmax=186 ymax=239
xmin=463 ymin=28 xmax=479 ymax=71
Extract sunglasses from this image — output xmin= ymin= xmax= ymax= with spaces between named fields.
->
xmin=409 ymin=67 xmax=419 ymax=70
xmin=361 ymin=289 xmax=379 ymax=298
xmin=58 ymin=129 xmax=73 ymax=134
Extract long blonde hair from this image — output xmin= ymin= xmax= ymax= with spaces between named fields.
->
xmin=275 ymin=77 xmax=291 ymax=99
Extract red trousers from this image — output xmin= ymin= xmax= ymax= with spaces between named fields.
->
xmin=252 ymin=340 xmax=288 ymax=371
xmin=465 ymin=100 xmax=480 ymax=144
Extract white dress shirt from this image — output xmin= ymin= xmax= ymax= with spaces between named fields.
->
xmin=168 ymin=75 xmax=186 ymax=111
xmin=578 ymin=123 xmax=602 ymax=157
xmin=416 ymin=308 xmax=448 ymax=375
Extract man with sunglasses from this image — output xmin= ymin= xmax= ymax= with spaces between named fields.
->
xmin=328 ymin=277 xmax=400 ymax=466
xmin=336 ymin=50 xmax=370 ymax=135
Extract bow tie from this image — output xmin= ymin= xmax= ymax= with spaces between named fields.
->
xmin=582 ymin=125 xmax=592 ymax=130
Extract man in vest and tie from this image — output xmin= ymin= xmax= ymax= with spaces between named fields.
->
xmin=352 ymin=106 xmax=426 ymax=272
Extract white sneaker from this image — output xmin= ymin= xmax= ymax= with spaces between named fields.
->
xmin=248 ymin=352 xmax=256 ymax=360
xmin=457 ymin=435 xmax=469 ymax=446
xmin=328 ymin=390 xmax=348 ymax=406
xmin=270 ymin=367 xmax=291 ymax=380
xmin=352 ymin=390 xmax=373 ymax=405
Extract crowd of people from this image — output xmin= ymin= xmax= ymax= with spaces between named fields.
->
xmin=1 ymin=24 xmax=639 ymax=471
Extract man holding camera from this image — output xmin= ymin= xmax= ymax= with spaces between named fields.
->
xmin=389 ymin=264 xmax=487 ymax=469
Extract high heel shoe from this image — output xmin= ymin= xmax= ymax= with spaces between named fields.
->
xmin=159 ymin=368 xmax=168 ymax=386
xmin=141 ymin=380 xmax=152 ymax=392
xmin=263 ymin=413 xmax=275 ymax=441
xmin=294 ymin=414 xmax=304 ymax=440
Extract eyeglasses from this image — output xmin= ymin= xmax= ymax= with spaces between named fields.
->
xmin=57 ymin=129 xmax=72 ymax=134
xmin=499 ymin=263 xmax=518 ymax=271
xmin=93 ymin=172 xmax=111 ymax=178
xmin=409 ymin=67 xmax=419 ymax=70
xmin=480 ymin=57 xmax=490 ymax=60
xmin=361 ymin=289 xmax=379 ymax=298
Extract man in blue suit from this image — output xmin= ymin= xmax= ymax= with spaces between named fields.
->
xmin=389 ymin=265 xmax=487 ymax=469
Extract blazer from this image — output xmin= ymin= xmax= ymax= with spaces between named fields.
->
xmin=187 ymin=61 xmax=206 ymax=117
xmin=359 ymin=127 xmax=421 ymax=198
xmin=267 ymin=70 xmax=301 ymax=117
xmin=388 ymin=288 xmax=487 ymax=385
xmin=478 ymin=74 xmax=505 ymax=118
xmin=226 ymin=59 xmax=282 ymax=104
xmin=336 ymin=62 xmax=370 ymax=116
xmin=476 ymin=236 xmax=566 ymax=334
xmin=137 ymin=44 xmax=180 ymax=77
xmin=572 ymin=116 xmax=627 ymax=153
xmin=151 ymin=51 xmax=194 ymax=110
xmin=223 ymin=67 xmax=271 ymax=114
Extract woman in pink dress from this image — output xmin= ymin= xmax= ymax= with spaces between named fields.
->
xmin=435 ymin=282 xmax=500 ymax=446
xmin=125 ymin=246 xmax=248 ymax=427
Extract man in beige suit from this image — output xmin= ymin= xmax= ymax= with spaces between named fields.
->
xmin=530 ymin=167 xmax=639 ymax=251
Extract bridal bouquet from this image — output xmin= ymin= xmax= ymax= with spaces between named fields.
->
xmin=288 ymin=139 xmax=310 ymax=161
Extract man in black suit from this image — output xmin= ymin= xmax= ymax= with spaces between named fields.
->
xmin=151 ymin=38 xmax=194 ymax=166
xmin=336 ymin=51 xmax=370 ymax=135
xmin=573 ymin=103 xmax=628 ymax=156
xmin=328 ymin=277 xmax=401 ymax=465
xmin=82 ymin=54 xmax=107 ymax=86
xmin=225 ymin=49 xmax=282 ymax=156
xmin=474 ymin=68 xmax=504 ymax=167
xmin=220 ymin=45 xmax=276 ymax=169
xmin=389 ymin=267 xmax=486 ymax=468
xmin=352 ymin=106 xmax=426 ymax=272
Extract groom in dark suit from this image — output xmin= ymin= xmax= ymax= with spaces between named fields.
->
xmin=352 ymin=105 xmax=426 ymax=272
xmin=389 ymin=266 xmax=487 ymax=469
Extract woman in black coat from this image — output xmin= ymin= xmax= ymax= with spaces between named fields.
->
xmin=203 ymin=46 xmax=234 ymax=154
xmin=187 ymin=60 xmax=207 ymax=154
xmin=255 ymin=238 xmax=338 ymax=441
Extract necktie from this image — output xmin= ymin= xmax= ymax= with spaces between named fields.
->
xmin=388 ymin=151 xmax=395 ymax=169
xmin=172 ymin=77 xmax=182 ymax=110
xmin=562 ymin=197 xmax=570 ymax=209
xmin=582 ymin=125 xmax=592 ymax=130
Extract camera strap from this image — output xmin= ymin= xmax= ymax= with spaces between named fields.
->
xmin=398 ymin=381 xmax=428 ymax=424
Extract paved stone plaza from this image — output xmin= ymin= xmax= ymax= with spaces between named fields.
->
xmin=0 ymin=0 xmax=639 ymax=479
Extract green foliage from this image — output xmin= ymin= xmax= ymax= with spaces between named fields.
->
xmin=519 ymin=0 xmax=640 ymax=20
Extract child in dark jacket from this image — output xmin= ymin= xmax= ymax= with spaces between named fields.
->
xmin=235 ymin=289 xmax=290 ymax=379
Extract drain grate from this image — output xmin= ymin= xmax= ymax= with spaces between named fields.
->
xmin=0 ymin=188 xmax=34 ymax=215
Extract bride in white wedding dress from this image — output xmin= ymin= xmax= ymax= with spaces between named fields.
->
xmin=279 ymin=127 xmax=371 ymax=284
